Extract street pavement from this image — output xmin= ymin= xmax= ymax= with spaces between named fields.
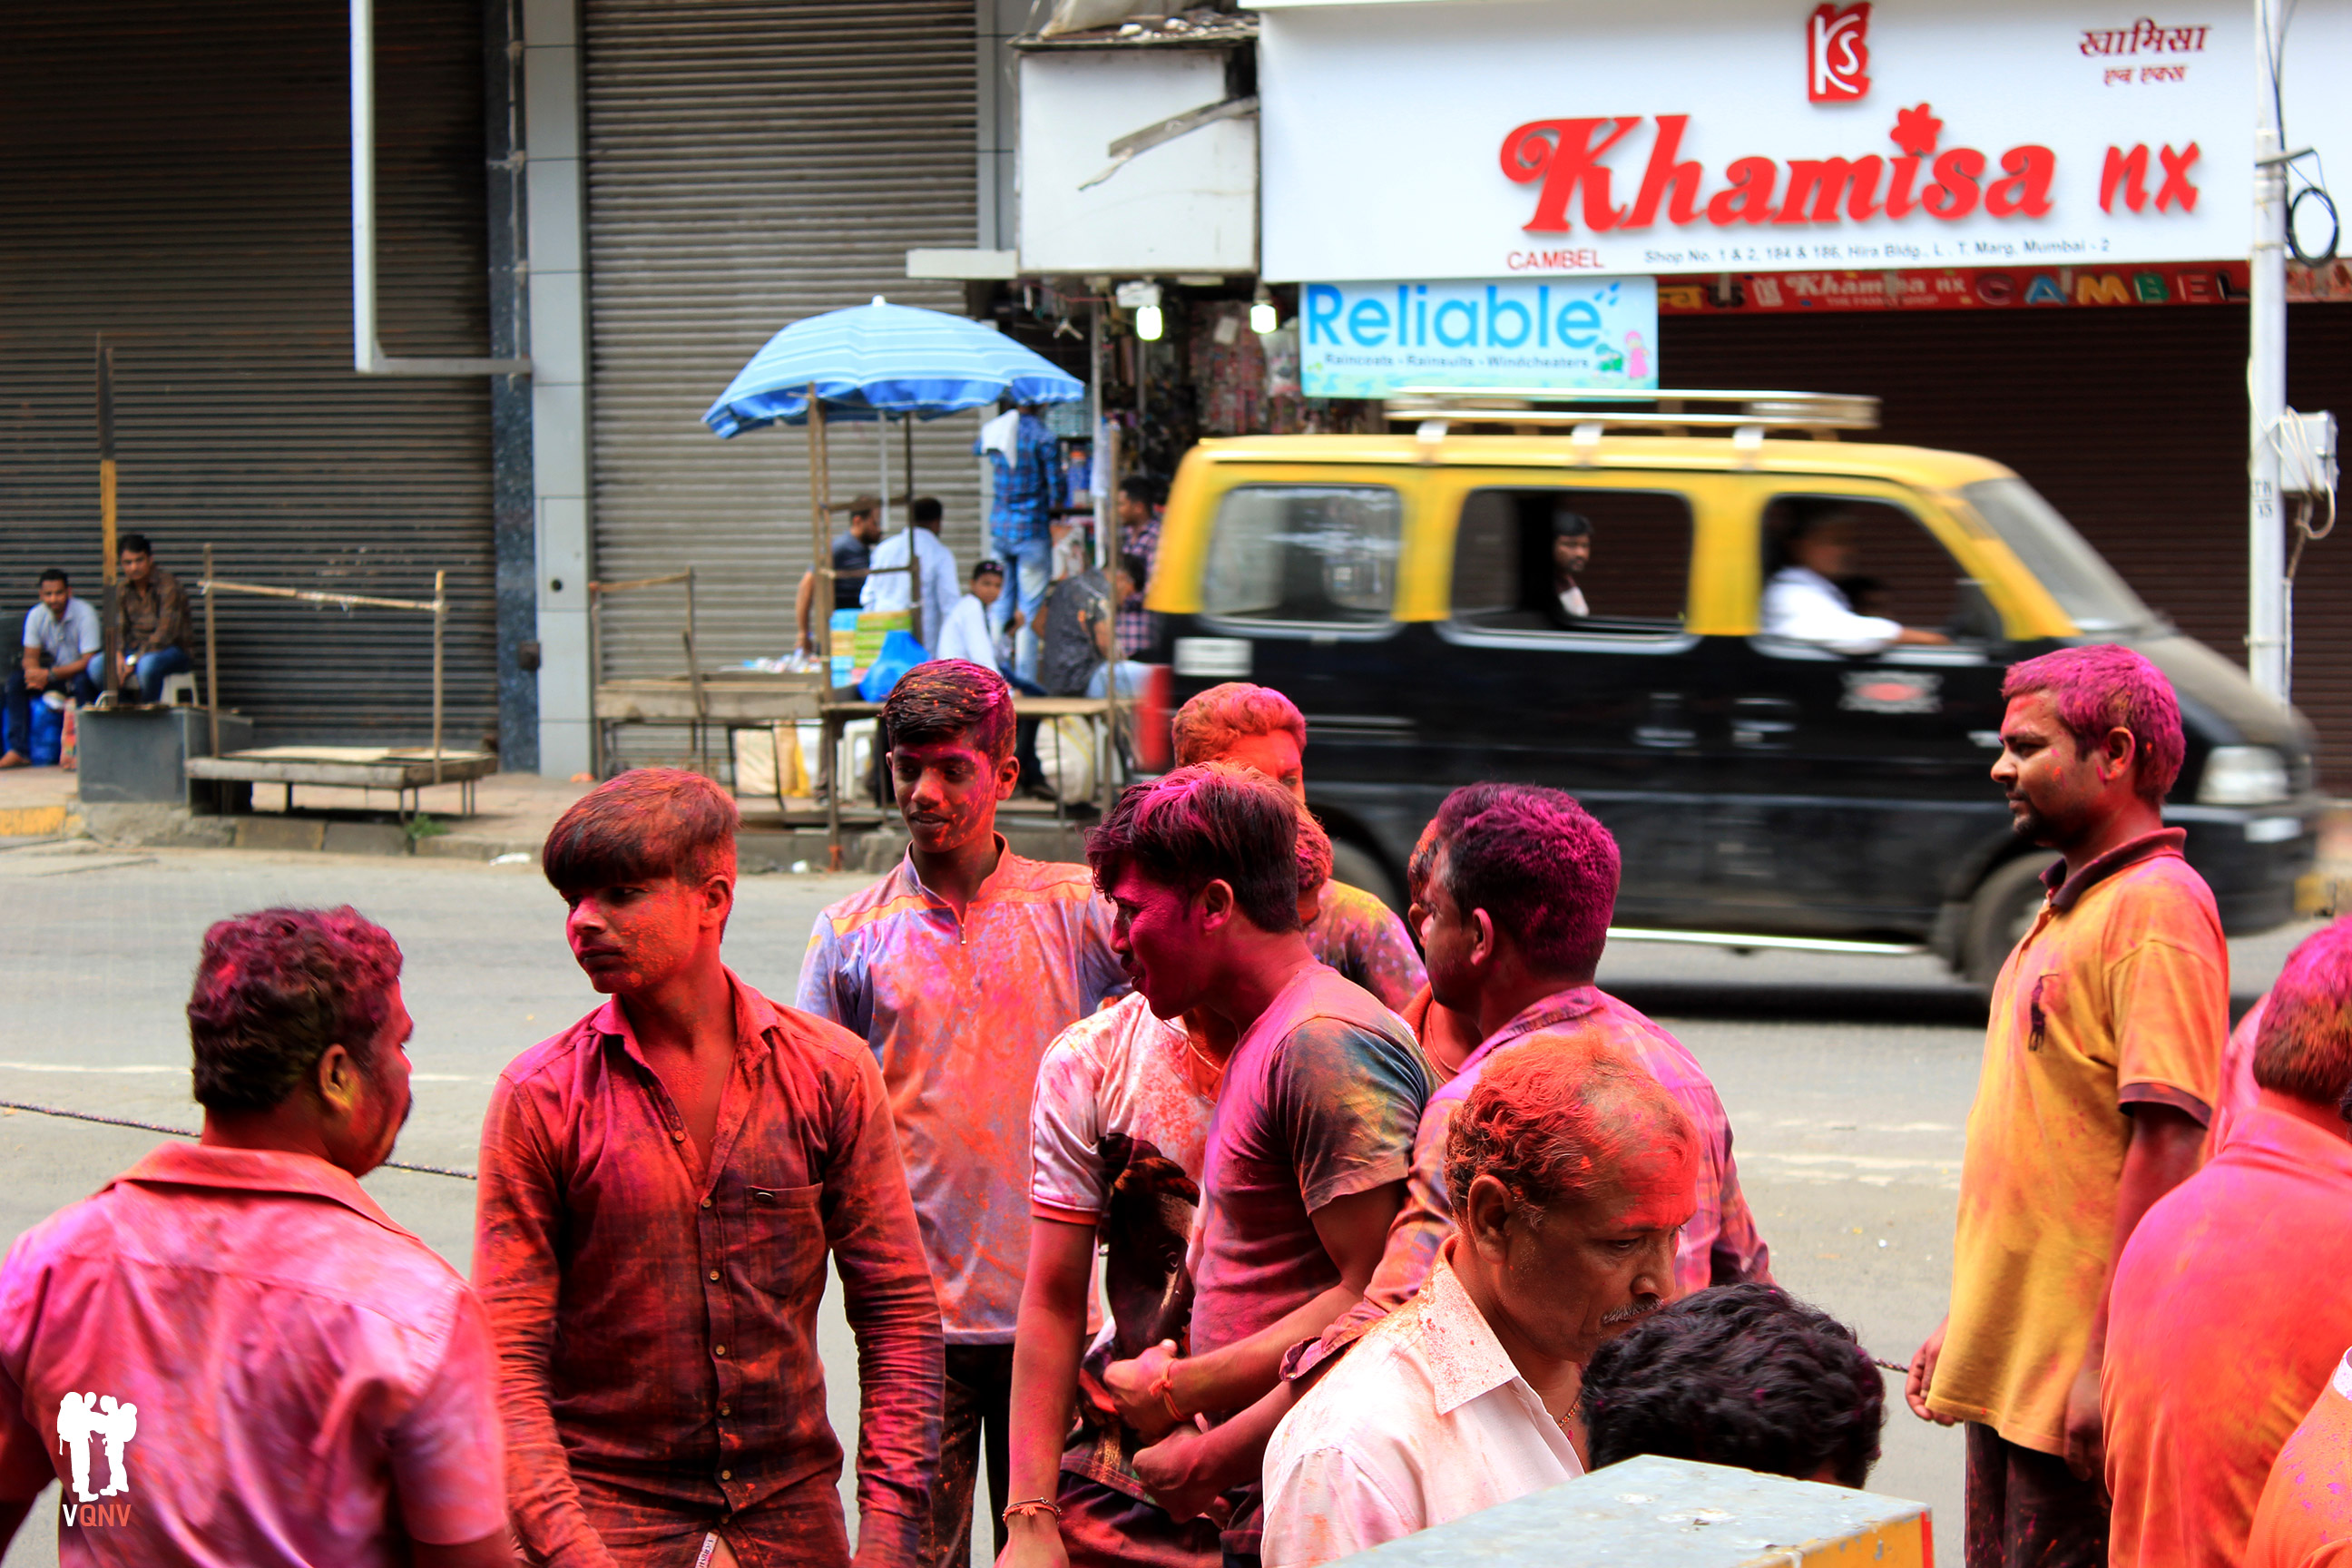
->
xmin=0 ymin=838 xmax=2321 ymax=1565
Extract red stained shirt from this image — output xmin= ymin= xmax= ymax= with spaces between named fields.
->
xmin=2102 ymin=1101 xmax=2352 ymax=1568
xmin=474 ymin=974 xmax=941 ymax=1568
xmin=0 ymin=1143 xmax=505 ymax=1566
xmin=1288 ymin=985 xmax=1770 ymax=1383
xmin=2247 ymin=1349 xmax=2352 ymax=1568
xmin=798 ymin=844 xmax=1128 ymax=1344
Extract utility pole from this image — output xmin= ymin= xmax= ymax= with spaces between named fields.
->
xmin=2247 ymin=0 xmax=2289 ymax=701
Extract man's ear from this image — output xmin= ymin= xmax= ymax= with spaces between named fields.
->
xmin=1462 ymin=1172 xmax=1518 ymax=1262
xmin=312 ymin=1044 xmax=362 ymax=1119
xmin=698 ymin=871 xmax=735 ymax=927
xmin=1468 ymin=906 xmax=1499 ymax=966
xmin=1195 ymin=878 xmax=1237 ymax=931
xmin=994 ymin=751 xmax=1021 ymax=801
xmin=2096 ymin=726 xmax=2141 ymax=787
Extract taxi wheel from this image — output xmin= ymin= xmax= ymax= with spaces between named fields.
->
xmin=1328 ymin=838 xmax=1403 ymax=915
xmin=1961 ymin=852 xmax=2062 ymax=988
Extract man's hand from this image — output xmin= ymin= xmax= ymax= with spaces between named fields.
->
xmin=1906 ymin=1316 xmax=1955 ymax=1424
xmin=1133 ymin=1423 xmax=1237 ymax=1524
xmin=1008 ymin=610 xmax=1025 ymax=634
xmin=22 ymin=666 xmax=46 ymax=693
xmin=995 ymin=1511 xmax=1070 ymax=1568
xmin=1102 ymin=1339 xmax=1181 ymax=1441
xmin=2062 ymin=1354 xmax=2104 ymax=1483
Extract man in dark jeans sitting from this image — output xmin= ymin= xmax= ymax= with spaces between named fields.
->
xmin=2 ymin=570 xmax=103 ymax=769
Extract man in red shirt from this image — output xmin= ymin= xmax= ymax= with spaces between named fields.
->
xmin=2102 ymin=920 xmax=2352 ymax=1567
xmin=476 ymin=769 xmax=941 ymax=1568
xmin=0 ymin=907 xmax=510 ymax=1566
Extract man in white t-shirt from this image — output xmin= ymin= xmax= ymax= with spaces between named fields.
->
xmin=1261 ymin=1041 xmax=1697 ymax=1568
xmin=936 ymin=561 xmax=1013 ymax=673
xmin=1759 ymin=509 xmax=1950 ymax=655
xmin=4 ymin=570 xmax=103 ymax=769
xmin=861 ymin=496 xmax=961 ymax=651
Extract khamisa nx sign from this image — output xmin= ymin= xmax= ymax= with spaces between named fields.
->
xmin=1254 ymin=0 xmax=2342 ymax=283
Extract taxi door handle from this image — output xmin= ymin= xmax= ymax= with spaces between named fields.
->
xmin=1632 ymin=692 xmax=1696 ymax=749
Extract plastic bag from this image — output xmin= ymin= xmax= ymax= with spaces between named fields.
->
xmin=1036 ymin=715 xmax=1096 ymax=804
xmin=858 ymin=630 xmax=931 ymax=702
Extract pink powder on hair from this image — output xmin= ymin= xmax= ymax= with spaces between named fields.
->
xmin=2001 ymin=644 xmax=2186 ymax=803
xmin=1171 ymin=682 xmax=1307 ymax=767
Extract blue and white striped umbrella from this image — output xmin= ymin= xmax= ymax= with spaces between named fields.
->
xmin=703 ymin=296 xmax=1085 ymax=438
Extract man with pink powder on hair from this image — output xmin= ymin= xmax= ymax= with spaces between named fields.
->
xmin=476 ymin=769 xmax=941 ymax=1568
xmin=799 ymin=662 xmax=1127 ymax=1568
xmin=1170 ymin=684 xmax=1426 ymax=1012
xmin=1908 ymin=645 xmax=2225 ymax=1568
xmin=1085 ymin=765 xmax=1427 ymax=1568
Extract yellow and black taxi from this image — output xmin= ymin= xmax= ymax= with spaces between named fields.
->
xmin=1140 ymin=389 xmax=2322 ymax=982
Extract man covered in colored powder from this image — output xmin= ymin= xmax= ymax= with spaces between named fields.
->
xmin=1170 ymin=683 xmax=1426 ymax=1011
xmin=1132 ymin=783 xmax=1769 ymax=1524
xmin=2102 ymin=919 xmax=2352 ymax=1568
xmin=1907 ymin=645 xmax=2224 ymax=1568
xmin=798 ymin=661 xmax=1126 ymax=1568
xmin=0 ymin=907 xmax=510 ymax=1566
xmin=1260 ymin=1042 xmax=1697 ymax=1566
xmin=1086 ymin=765 xmax=1427 ymax=1568
xmin=999 ymin=813 xmax=1345 ymax=1568
xmin=476 ymin=769 xmax=941 ymax=1568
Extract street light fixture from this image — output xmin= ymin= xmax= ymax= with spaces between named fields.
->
xmin=1250 ymin=288 xmax=1278 ymax=335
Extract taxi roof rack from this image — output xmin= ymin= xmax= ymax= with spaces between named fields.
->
xmin=1383 ymin=387 xmax=1881 ymax=442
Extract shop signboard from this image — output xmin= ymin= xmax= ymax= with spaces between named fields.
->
xmin=1299 ymin=277 xmax=1659 ymax=397
xmin=1258 ymin=0 xmax=2352 ymax=284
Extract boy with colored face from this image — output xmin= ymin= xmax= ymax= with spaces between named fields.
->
xmin=476 ymin=769 xmax=940 ymax=1568
xmin=1261 ymin=1042 xmax=1697 ymax=1567
xmin=1086 ymin=765 xmax=1427 ymax=1568
xmin=998 ymin=817 xmax=1343 ymax=1568
xmin=1907 ymin=645 xmax=2223 ymax=1568
xmin=799 ymin=661 xmax=1127 ymax=1568
xmin=1170 ymin=683 xmax=1426 ymax=1012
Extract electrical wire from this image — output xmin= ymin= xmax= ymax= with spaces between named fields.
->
xmin=0 ymin=1100 xmax=477 ymax=1181
xmin=2267 ymin=0 xmax=2339 ymax=264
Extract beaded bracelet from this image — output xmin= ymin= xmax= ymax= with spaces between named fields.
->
xmin=1003 ymin=1498 xmax=1064 ymax=1524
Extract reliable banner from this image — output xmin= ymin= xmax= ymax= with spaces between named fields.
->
xmin=1259 ymin=0 xmax=2352 ymax=283
xmin=1299 ymin=277 xmax=1660 ymax=396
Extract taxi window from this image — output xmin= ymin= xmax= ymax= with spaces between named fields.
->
xmin=1201 ymin=485 xmax=1402 ymax=625
xmin=1451 ymin=488 xmax=1691 ymax=632
xmin=1760 ymin=495 xmax=1995 ymax=642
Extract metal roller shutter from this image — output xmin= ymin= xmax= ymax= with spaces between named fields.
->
xmin=0 ymin=0 xmax=498 ymax=749
xmin=583 ymin=0 xmax=988 ymax=767
xmin=1661 ymin=305 xmax=2352 ymax=789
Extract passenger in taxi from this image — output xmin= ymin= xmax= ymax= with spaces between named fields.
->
xmin=1551 ymin=512 xmax=1592 ymax=621
xmin=1761 ymin=507 xmax=1950 ymax=653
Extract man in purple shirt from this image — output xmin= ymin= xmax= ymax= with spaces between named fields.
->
xmin=1088 ymin=764 xmax=1427 ymax=1568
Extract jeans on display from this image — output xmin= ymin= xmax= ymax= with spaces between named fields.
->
xmin=126 ymin=645 xmax=193 ymax=701
xmin=990 ymin=536 xmax=1052 ymax=683
xmin=1083 ymin=660 xmax=1152 ymax=700
xmin=3 ymin=662 xmax=101 ymax=757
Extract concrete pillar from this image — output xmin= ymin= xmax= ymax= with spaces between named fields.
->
xmin=524 ymin=0 xmax=593 ymax=778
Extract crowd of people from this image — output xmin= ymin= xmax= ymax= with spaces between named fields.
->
xmin=0 ymin=649 xmax=2347 ymax=1568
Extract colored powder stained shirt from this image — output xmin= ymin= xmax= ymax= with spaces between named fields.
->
xmin=474 ymin=974 xmax=941 ymax=1568
xmin=1261 ymin=1249 xmax=1581 ymax=1568
xmin=2247 ymin=1350 xmax=2352 ymax=1568
xmin=1927 ymin=828 xmax=2227 ymax=1455
xmin=0 ymin=1143 xmax=505 ymax=1567
xmin=1029 ymin=989 xmax=1223 ymax=1502
xmin=1188 ymin=964 xmax=1428 ymax=1362
xmin=2102 ymin=1100 xmax=2352 ymax=1568
xmin=1286 ymin=983 xmax=1770 ymax=1383
xmin=799 ymin=842 xmax=1128 ymax=1344
xmin=981 ymin=411 xmax=1062 ymax=549
xmin=1306 ymin=882 xmax=1428 ymax=1014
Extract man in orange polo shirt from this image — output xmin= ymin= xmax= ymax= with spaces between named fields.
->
xmin=2102 ymin=920 xmax=2352 ymax=1568
xmin=1906 ymin=645 xmax=2224 ymax=1568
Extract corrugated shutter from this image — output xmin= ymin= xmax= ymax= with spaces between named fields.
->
xmin=0 ymin=0 xmax=497 ymax=749
xmin=583 ymin=0 xmax=988 ymax=766
xmin=1661 ymin=304 xmax=2352 ymax=789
